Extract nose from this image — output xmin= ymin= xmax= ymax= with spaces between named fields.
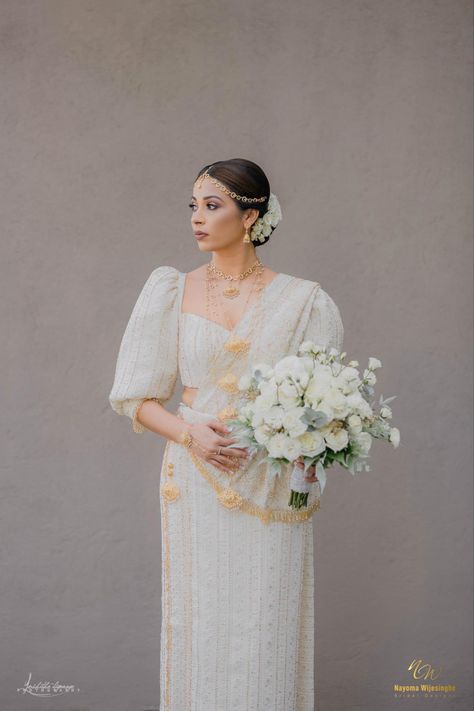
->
xmin=192 ymin=213 xmax=205 ymax=226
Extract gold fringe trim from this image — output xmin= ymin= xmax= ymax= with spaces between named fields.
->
xmin=188 ymin=450 xmax=320 ymax=524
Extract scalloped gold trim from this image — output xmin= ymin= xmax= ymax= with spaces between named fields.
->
xmin=188 ymin=450 xmax=320 ymax=524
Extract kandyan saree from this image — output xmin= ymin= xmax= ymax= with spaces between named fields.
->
xmin=109 ymin=265 xmax=344 ymax=711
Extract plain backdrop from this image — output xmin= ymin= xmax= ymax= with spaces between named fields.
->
xmin=1 ymin=1 xmax=472 ymax=710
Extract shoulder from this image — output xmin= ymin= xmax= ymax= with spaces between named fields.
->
xmin=133 ymin=266 xmax=181 ymax=311
xmin=288 ymin=273 xmax=342 ymax=316
xmin=147 ymin=265 xmax=181 ymax=281
xmin=143 ymin=265 xmax=181 ymax=291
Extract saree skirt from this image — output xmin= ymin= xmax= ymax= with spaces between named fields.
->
xmin=159 ymin=402 xmax=316 ymax=711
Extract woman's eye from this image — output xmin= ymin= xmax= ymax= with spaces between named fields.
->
xmin=188 ymin=202 xmax=218 ymax=211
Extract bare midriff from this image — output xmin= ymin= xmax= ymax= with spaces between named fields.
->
xmin=181 ymin=385 xmax=199 ymax=409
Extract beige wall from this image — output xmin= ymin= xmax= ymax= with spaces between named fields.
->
xmin=1 ymin=1 xmax=472 ymax=709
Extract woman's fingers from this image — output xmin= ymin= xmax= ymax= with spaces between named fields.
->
xmin=295 ymin=460 xmax=319 ymax=482
xmin=208 ymin=456 xmax=241 ymax=474
xmin=216 ymin=446 xmax=249 ymax=460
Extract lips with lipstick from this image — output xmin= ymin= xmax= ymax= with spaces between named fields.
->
xmin=194 ymin=231 xmax=208 ymax=240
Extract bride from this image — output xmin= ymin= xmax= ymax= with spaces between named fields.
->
xmin=109 ymin=158 xmax=344 ymax=710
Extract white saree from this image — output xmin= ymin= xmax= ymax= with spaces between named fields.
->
xmin=109 ymin=266 xmax=344 ymax=711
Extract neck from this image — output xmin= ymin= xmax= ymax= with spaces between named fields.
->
xmin=210 ymin=248 xmax=261 ymax=277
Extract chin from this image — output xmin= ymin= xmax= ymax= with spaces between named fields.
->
xmin=196 ymin=242 xmax=213 ymax=252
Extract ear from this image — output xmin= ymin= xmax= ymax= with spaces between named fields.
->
xmin=243 ymin=207 xmax=260 ymax=228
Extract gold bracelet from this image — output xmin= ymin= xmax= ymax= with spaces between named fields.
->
xmin=178 ymin=429 xmax=193 ymax=448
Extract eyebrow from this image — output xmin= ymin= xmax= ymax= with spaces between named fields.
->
xmin=190 ymin=195 xmax=224 ymax=201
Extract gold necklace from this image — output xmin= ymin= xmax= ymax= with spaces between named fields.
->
xmin=208 ymin=258 xmax=262 ymax=298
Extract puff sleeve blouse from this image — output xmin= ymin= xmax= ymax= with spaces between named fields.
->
xmin=109 ymin=266 xmax=180 ymax=433
xmin=303 ymin=285 xmax=344 ymax=352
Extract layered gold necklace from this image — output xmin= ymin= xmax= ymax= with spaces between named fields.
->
xmin=207 ymin=258 xmax=261 ymax=298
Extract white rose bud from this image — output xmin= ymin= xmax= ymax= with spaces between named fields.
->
xmin=363 ymin=369 xmax=377 ymax=386
xmin=389 ymin=427 xmax=400 ymax=448
xmin=380 ymin=406 xmax=392 ymax=419
xmin=368 ymin=357 xmax=382 ymax=370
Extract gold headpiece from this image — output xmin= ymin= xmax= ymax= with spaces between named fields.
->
xmin=197 ymin=167 xmax=268 ymax=203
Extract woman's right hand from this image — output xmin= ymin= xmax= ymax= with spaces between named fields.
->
xmin=188 ymin=420 xmax=250 ymax=474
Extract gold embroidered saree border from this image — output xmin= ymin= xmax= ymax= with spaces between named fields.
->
xmin=187 ymin=449 xmax=320 ymax=525
xmin=160 ymin=440 xmax=173 ymax=710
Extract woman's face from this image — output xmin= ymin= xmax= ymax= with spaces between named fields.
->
xmin=189 ymin=176 xmax=258 ymax=252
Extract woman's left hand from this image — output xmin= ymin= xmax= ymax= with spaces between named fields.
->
xmin=295 ymin=457 xmax=319 ymax=483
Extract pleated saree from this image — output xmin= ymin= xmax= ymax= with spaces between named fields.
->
xmin=109 ymin=265 xmax=344 ymax=711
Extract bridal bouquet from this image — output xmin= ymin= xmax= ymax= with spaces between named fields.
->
xmin=225 ymin=341 xmax=400 ymax=510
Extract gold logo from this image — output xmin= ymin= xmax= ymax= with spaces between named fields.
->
xmin=392 ymin=658 xmax=456 ymax=700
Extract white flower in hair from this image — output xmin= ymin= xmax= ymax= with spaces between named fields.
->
xmin=250 ymin=192 xmax=282 ymax=243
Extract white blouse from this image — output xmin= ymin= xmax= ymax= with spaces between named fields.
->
xmin=178 ymin=312 xmax=229 ymax=388
xmin=109 ymin=265 xmax=344 ymax=433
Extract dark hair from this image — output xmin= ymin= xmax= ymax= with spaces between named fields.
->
xmin=194 ymin=158 xmax=275 ymax=246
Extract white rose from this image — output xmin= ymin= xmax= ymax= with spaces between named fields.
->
xmin=254 ymin=391 xmax=278 ymax=412
xmin=346 ymin=392 xmax=374 ymax=419
xmin=347 ymin=414 xmax=363 ymax=434
xmin=278 ymin=380 xmax=301 ymax=409
xmin=260 ymin=378 xmax=278 ymax=399
xmin=298 ymin=430 xmax=326 ymax=457
xmin=336 ymin=366 xmax=362 ymax=394
xmin=389 ymin=427 xmax=400 ymax=448
xmin=281 ymin=436 xmax=303 ymax=461
xmin=380 ymin=406 xmax=392 ymax=419
xmin=322 ymin=387 xmax=351 ymax=419
xmin=274 ymin=355 xmax=305 ymax=381
xmin=324 ymin=427 xmax=349 ymax=452
xmin=263 ymin=405 xmax=286 ymax=429
xmin=267 ymin=432 xmax=289 ymax=458
xmin=254 ymin=424 xmax=273 ymax=445
xmin=282 ymin=407 xmax=307 ymax=438
xmin=305 ymin=366 xmax=333 ymax=402
xmin=368 ymin=357 xmax=382 ymax=370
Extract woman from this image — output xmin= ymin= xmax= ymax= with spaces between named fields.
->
xmin=109 ymin=158 xmax=344 ymax=711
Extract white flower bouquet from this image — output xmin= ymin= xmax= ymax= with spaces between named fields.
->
xmin=225 ymin=341 xmax=400 ymax=510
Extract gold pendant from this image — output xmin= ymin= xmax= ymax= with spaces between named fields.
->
xmin=223 ymin=285 xmax=240 ymax=298
xmin=224 ymin=338 xmax=250 ymax=355
xmin=161 ymin=480 xmax=181 ymax=502
xmin=217 ymin=488 xmax=243 ymax=509
xmin=218 ymin=405 xmax=238 ymax=420
xmin=217 ymin=372 xmax=239 ymax=394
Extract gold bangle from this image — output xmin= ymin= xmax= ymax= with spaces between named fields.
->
xmin=179 ymin=429 xmax=193 ymax=448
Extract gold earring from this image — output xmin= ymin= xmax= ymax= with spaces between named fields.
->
xmin=243 ymin=226 xmax=251 ymax=243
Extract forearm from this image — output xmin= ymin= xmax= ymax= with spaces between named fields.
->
xmin=135 ymin=399 xmax=188 ymax=443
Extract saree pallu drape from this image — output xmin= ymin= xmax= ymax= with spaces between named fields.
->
xmin=109 ymin=266 xmax=344 ymax=711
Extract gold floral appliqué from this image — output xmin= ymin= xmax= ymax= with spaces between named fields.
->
xmin=217 ymin=488 xmax=243 ymax=509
